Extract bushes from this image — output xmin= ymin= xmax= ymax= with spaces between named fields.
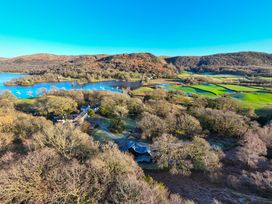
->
xmin=110 ymin=118 xmax=126 ymax=133
xmin=32 ymin=95 xmax=78 ymax=117
xmin=235 ymin=131 xmax=267 ymax=168
xmin=127 ymin=97 xmax=144 ymax=116
xmin=145 ymin=100 xmax=173 ymax=118
xmin=189 ymin=137 xmax=221 ymax=172
xmin=152 ymin=134 xmax=220 ymax=175
xmin=100 ymin=93 xmax=144 ymax=118
xmin=206 ymin=96 xmax=241 ymax=112
xmin=192 ymin=108 xmax=249 ymax=138
xmin=0 ymin=91 xmax=16 ymax=109
xmin=0 ymin=145 xmax=185 ymax=204
xmin=255 ymin=105 xmax=272 ymax=125
xmin=99 ymin=93 xmax=145 ymax=133
xmin=143 ymin=89 xmax=168 ymax=101
xmin=13 ymin=115 xmax=52 ymax=140
xmin=0 ymin=109 xmax=16 ymax=133
xmin=174 ymin=112 xmax=202 ymax=138
xmin=138 ymin=112 xmax=166 ymax=140
xmin=33 ymin=123 xmax=99 ymax=161
xmin=256 ymin=123 xmax=272 ymax=151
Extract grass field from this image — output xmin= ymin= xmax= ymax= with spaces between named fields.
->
xmin=218 ymin=84 xmax=262 ymax=92
xmin=190 ymin=84 xmax=229 ymax=95
xmin=168 ymin=85 xmax=216 ymax=97
xmin=173 ymin=72 xmax=272 ymax=109
xmin=131 ymin=87 xmax=154 ymax=96
xmin=178 ymin=72 xmax=244 ymax=83
xmin=232 ymin=92 xmax=272 ymax=108
xmin=168 ymin=82 xmax=272 ymax=109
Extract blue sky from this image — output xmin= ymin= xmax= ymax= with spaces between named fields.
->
xmin=0 ymin=0 xmax=272 ymax=57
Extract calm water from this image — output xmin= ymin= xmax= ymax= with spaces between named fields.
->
xmin=0 ymin=73 xmax=141 ymax=98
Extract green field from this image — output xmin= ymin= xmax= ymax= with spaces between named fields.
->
xmin=159 ymin=71 xmax=272 ymax=109
xmin=218 ymin=84 xmax=262 ymax=92
xmin=131 ymin=87 xmax=154 ymax=95
xmin=232 ymin=92 xmax=272 ymax=108
xmin=178 ymin=72 xmax=244 ymax=84
xmin=190 ymin=84 xmax=229 ymax=95
xmin=168 ymin=83 xmax=272 ymax=109
xmin=168 ymin=85 xmax=215 ymax=97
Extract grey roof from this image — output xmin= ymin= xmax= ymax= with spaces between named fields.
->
xmin=127 ymin=141 xmax=151 ymax=155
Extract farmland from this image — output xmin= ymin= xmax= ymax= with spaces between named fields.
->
xmin=159 ymin=72 xmax=272 ymax=109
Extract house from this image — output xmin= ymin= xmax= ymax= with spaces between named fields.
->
xmin=124 ymin=140 xmax=152 ymax=163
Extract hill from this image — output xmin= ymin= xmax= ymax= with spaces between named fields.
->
xmin=166 ymin=52 xmax=272 ymax=76
xmin=0 ymin=53 xmax=177 ymax=79
xmin=1 ymin=51 xmax=272 ymax=78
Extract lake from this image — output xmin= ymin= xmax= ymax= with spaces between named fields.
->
xmin=0 ymin=73 xmax=142 ymax=98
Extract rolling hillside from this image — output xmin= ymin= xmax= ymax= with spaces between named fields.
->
xmin=1 ymin=51 xmax=272 ymax=77
xmin=166 ymin=52 xmax=272 ymax=76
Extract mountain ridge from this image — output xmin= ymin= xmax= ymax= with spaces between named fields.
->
xmin=0 ymin=51 xmax=272 ymax=76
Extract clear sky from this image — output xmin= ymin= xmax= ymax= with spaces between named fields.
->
xmin=1 ymin=0 xmax=272 ymax=57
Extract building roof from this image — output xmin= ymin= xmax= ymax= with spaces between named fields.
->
xmin=126 ymin=140 xmax=151 ymax=155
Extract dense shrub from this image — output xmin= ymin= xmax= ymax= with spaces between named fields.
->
xmin=33 ymin=96 xmax=78 ymax=117
xmin=174 ymin=112 xmax=202 ymax=138
xmin=0 ymin=132 xmax=14 ymax=155
xmin=153 ymin=134 xmax=220 ymax=175
xmin=33 ymin=123 xmax=99 ymax=161
xmin=52 ymin=90 xmax=85 ymax=105
xmin=138 ymin=112 xmax=166 ymax=140
xmin=143 ymin=88 xmax=168 ymax=101
xmin=127 ymin=97 xmax=144 ymax=116
xmin=145 ymin=100 xmax=173 ymax=118
xmin=0 ymin=91 xmax=17 ymax=109
xmin=100 ymin=93 xmax=144 ymax=118
xmin=192 ymin=96 xmax=245 ymax=114
xmin=255 ymin=105 xmax=272 ymax=125
xmin=13 ymin=115 xmax=52 ymax=140
xmin=0 ymin=109 xmax=16 ymax=133
xmin=192 ymin=108 xmax=249 ymax=138
xmin=226 ymin=131 xmax=268 ymax=169
xmin=0 ymin=146 xmax=186 ymax=204
xmin=255 ymin=123 xmax=272 ymax=147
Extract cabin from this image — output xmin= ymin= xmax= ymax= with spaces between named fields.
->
xmin=123 ymin=140 xmax=152 ymax=163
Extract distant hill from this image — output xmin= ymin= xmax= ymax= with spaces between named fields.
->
xmin=0 ymin=57 xmax=7 ymax=61
xmin=0 ymin=53 xmax=76 ymax=74
xmin=0 ymin=51 xmax=272 ymax=77
xmin=49 ymin=53 xmax=177 ymax=78
xmin=10 ymin=53 xmax=74 ymax=62
xmin=165 ymin=52 xmax=272 ymax=76
xmin=0 ymin=53 xmax=176 ymax=78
